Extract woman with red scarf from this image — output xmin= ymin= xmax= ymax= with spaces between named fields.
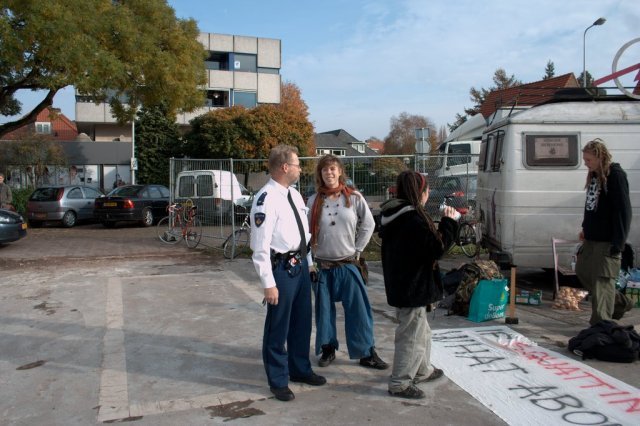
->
xmin=307 ymin=155 xmax=388 ymax=370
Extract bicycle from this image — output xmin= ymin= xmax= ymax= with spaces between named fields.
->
xmin=156 ymin=200 xmax=202 ymax=249
xmin=222 ymin=209 xmax=251 ymax=259
xmin=440 ymin=195 xmax=480 ymax=258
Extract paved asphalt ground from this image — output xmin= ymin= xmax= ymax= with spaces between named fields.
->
xmin=0 ymin=223 xmax=638 ymax=425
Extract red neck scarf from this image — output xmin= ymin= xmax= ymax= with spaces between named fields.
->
xmin=309 ymin=183 xmax=354 ymax=247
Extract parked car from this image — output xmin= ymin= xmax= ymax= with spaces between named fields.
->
xmin=0 ymin=208 xmax=27 ymax=243
xmin=27 ymin=185 xmax=105 ymax=228
xmin=94 ymin=184 xmax=170 ymax=227
xmin=424 ymin=175 xmax=477 ymax=217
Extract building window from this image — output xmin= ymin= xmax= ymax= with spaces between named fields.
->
xmin=35 ymin=122 xmax=51 ymax=134
xmin=205 ymin=52 xmax=229 ymax=70
xmin=232 ymin=53 xmax=257 ymax=72
xmin=233 ymin=91 xmax=257 ymax=108
xmin=207 ymin=90 xmax=229 ymax=107
xmin=315 ymin=148 xmax=346 ymax=156
xmin=258 ymin=67 xmax=279 ymax=75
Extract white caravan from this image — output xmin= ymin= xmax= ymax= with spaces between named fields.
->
xmin=431 ymin=140 xmax=481 ymax=178
xmin=175 ymin=170 xmax=251 ymax=223
xmin=476 ymin=97 xmax=640 ymax=269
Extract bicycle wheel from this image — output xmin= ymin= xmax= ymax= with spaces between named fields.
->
xmin=223 ymin=229 xmax=250 ymax=259
xmin=184 ymin=217 xmax=203 ymax=249
xmin=157 ymin=216 xmax=182 ymax=244
xmin=458 ymin=222 xmax=479 ymax=258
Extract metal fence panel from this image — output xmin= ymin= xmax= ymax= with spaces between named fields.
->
xmin=169 ymin=153 xmax=477 ymax=252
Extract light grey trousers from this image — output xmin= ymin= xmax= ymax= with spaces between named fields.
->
xmin=389 ymin=307 xmax=435 ymax=392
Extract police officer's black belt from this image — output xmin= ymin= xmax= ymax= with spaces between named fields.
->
xmin=271 ymin=244 xmax=311 ymax=261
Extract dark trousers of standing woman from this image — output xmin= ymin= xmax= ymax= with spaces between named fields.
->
xmin=263 ymin=258 xmax=313 ymax=389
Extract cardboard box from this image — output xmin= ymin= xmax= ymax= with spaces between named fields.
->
xmin=515 ymin=289 xmax=542 ymax=305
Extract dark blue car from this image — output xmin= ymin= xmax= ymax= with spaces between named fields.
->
xmin=0 ymin=208 xmax=27 ymax=243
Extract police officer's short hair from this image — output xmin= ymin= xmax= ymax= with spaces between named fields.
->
xmin=268 ymin=145 xmax=299 ymax=172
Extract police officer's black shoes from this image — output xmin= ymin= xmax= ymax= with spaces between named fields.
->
xmin=270 ymin=386 xmax=295 ymax=401
xmin=289 ymin=372 xmax=327 ymax=386
xmin=318 ymin=344 xmax=336 ymax=367
xmin=359 ymin=348 xmax=389 ymax=370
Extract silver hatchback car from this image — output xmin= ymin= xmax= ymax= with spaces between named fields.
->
xmin=27 ymin=185 xmax=104 ymax=228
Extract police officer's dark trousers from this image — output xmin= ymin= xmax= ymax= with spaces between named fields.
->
xmin=263 ymin=257 xmax=313 ymax=389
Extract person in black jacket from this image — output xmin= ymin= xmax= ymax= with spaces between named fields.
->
xmin=379 ymin=171 xmax=459 ymax=399
xmin=576 ymin=138 xmax=632 ymax=326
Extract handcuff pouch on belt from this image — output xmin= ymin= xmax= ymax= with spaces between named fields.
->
xmin=271 ymin=249 xmax=302 ymax=276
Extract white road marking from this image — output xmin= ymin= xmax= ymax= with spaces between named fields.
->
xmin=97 ymin=277 xmax=130 ymax=422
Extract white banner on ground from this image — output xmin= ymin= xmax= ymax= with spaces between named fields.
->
xmin=431 ymin=326 xmax=639 ymax=426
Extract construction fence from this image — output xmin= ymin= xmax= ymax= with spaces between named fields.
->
xmin=168 ymin=153 xmax=478 ymax=251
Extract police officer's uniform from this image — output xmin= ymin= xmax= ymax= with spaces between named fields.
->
xmin=250 ymin=178 xmax=314 ymax=389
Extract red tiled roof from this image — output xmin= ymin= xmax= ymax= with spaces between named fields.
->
xmin=2 ymin=107 xmax=78 ymax=141
xmin=480 ymin=73 xmax=580 ymax=118
xmin=367 ymin=139 xmax=384 ymax=153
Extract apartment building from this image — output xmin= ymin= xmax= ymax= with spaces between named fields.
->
xmin=75 ymin=32 xmax=282 ymax=142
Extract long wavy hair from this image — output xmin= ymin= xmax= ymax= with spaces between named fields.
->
xmin=314 ymin=154 xmax=349 ymax=190
xmin=583 ymin=138 xmax=612 ymax=192
xmin=395 ymin=170 xmax=440 ymax=239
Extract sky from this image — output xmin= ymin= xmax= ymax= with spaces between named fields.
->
xmin=3 ymin=0 xmax=639 ymax=141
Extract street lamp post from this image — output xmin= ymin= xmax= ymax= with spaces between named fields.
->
xmin=414 ymin=127 xmax=430 ymax=174
xmin=582 ymin=17 xmax=606 ymax=88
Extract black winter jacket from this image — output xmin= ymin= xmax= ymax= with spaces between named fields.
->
xmin=568 ymin=320 xmax=640 ymax=363
xmin=379 ymin=199 xmax=458 ymax=308
xmin=582 ymin=163 xmax=631 ymax=254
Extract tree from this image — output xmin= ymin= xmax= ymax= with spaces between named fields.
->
xmin=543 ymin=60 xmax=555 ymax=80
xmin=383 ymin=112 xmax=435 ymax=155
xmin=0 ymin=134 xmax=67 ymax=187
xmin=448 ymin=113 xmax=467 ymax=133
xmin=183 ymin=81 xmax=314 ymax=160
xmin=449 ymin=68 xmax=521 ymax=132
xmin=464 ymin=68 xmax=521 ymax=117
xmin=577 ymin=70 xmax=594 ymax=88
xmin=436 ymin=125 xmax=448 ymax=146
xmin=134 ymin=104 xmax=183 ymax=187
xmin=0 ymin=0 xmax=207 ymax=138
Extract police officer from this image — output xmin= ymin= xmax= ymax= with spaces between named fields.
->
xmin=250 ymin=144 xmax=326 ymax=402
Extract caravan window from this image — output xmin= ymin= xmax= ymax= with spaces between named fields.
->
xmin=478 ymin=139 xmax=488 ymax=171
xmin=179 ymin=176 xmax=195 ymax=197
xmin=485 ymin=133 xmax=497 ymax=172
xmin=447 ymin=143 xmax=471 ymax=167
xmin=196 ymin=175 xmax=214 ymax=197
xmin=491 ymin=131 xmax=505 ymax=171
xmin=523 ymin=134 xmax=580 ymax=167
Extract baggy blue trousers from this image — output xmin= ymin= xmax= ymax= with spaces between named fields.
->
xmin=263 ymin=258 xmax=313 ymax=389
xmin=313 ymin=263 xmax=375 ymax=358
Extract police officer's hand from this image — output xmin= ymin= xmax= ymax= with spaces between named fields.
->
xmin=264 ymin=287 xmax=279 ymax=305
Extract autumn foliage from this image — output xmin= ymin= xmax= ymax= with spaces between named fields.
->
xmin=183 ymin=82 xmax=315 ymax=159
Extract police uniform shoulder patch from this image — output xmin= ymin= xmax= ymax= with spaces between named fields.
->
xmin=254 ymin=212 xmax=266 ymax=227
xmin=256 ymin=191 xmax=267 ymax=206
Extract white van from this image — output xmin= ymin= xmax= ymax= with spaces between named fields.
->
xmin=432 ymin=140 xmax=480 ymax=177
xmin=476 ymin=97 xmax=640 ymax=269
xmin=175 ymin=170 xmax=251 ymax=223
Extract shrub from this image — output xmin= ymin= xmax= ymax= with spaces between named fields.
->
xmin=10 ymin=188 xmax=32 ymax=216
